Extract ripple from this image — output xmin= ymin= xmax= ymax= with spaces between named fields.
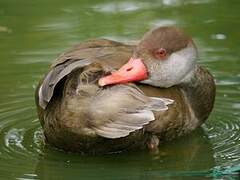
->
xmin=36 ymin=22 xmax=75 ymax=32
xmin=93 ymin=2 xmax=146 ymax=13
xmin=92 ymin=0 xmax=214 ymax=14
xmin=150 ymin=19 xmax=177 ymax=28
xmin=0 ymin=92 xmax=43 ymax=163
xmin=162 ymin=0 xmax=214 ymax=6
xmin=216 ymin=79 xmax=240 ymax=86
xmin=204 ymin=101 xmax=240 ymax=169
xmin=0 ymin=25 xmax=12 ymax=33
xmin=211 ymin=34 xmax=226 ymax=40
xmin=93 ymin=0 xmax=215 ymax=14
xmin=232 ymin=103 xmax=240 ymax=109
xmin=205 ymin=89 xmax=240 ymax=169
xmin=5 ymin=128 xmax=25 ymax=149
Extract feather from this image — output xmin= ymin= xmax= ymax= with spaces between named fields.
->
xmin=39 ymin=59 xmax=91 ymax=109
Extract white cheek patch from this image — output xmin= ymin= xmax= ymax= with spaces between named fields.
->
xmin=148 ymin=45 xmax=197 ymax=87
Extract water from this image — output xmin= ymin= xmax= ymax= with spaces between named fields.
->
xmin=0 ymin=0 xmax=239 ymax=179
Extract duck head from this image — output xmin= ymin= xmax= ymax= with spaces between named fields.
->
xmin=99 ymin=26 xmax=197 ymax=88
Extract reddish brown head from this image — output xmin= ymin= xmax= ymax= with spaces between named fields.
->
xmin=135 ymin=26 xmax=192 ymax=59
xmin=99 ymin=26 xmax=197 ymax=87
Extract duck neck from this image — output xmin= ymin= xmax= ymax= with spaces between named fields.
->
xmin=179 ymin=65 xmax=215 ymax=125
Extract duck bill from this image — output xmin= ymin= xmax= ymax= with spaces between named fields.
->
xmin=98 ymin=58 xmax=148 ymax=86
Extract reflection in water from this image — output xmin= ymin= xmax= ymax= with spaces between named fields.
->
xmin=0 ymin=0 xmax=240 ymax=179
xmin=35 ymin=129 xmax=214 ymax=179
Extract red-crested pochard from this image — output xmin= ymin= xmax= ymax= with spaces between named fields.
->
xmin=35 ymin=26 xmax=215 ymax=154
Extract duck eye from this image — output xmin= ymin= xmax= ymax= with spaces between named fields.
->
xmin=154 ymin=48 xmax=167 ymax=59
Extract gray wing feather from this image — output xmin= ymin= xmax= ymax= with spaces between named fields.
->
xmin=92 ymin=86 xmax=174 ymax=139
xmin=94 ymin=110 xmax=155 ymax=139
xmin=39 ymin=59 xmax=91 ymax=109
xmin=144 ymin=97 xmax=174 ymax=111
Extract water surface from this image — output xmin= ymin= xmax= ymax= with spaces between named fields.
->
xmin=0 ymin=0 xmax=239 ymax=179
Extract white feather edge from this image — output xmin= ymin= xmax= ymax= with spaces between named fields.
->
xmin=93 ymin=110 xmax=155 ymax=139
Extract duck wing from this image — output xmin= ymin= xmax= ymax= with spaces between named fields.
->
xmin=38 ymin=39 xmax=133 ymax=109
xmin=87 ymin=85 xmax=174 ymax=139
xmin=38 ymin=59 xmax=92 ymax=109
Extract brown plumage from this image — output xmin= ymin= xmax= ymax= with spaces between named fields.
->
xmin=35 ymin=27 xmax=215 ymax=154
xmin=137 ymin=26 xmax=191 ymax=55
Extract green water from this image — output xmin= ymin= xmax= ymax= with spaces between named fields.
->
xmin=0 ymin=0 xmax=239 ymax=179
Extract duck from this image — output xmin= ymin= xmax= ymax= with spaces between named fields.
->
xmin=35 ymin=26 xmax=215 ymax=154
